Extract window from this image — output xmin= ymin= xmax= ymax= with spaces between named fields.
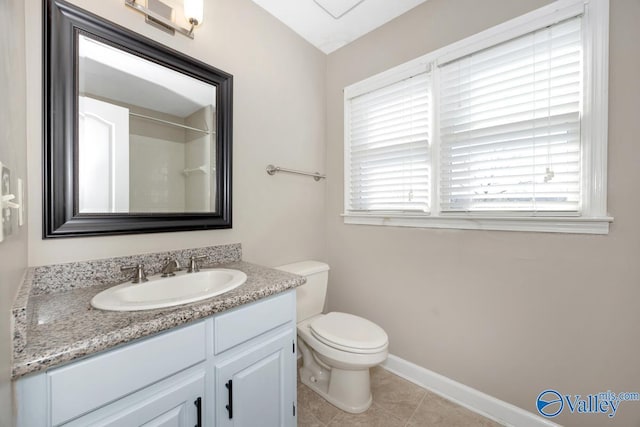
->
xmin=348 ymin=69 xmax=431 ymax=212
xmin=344 ymin=0 xmax=611 ymax=234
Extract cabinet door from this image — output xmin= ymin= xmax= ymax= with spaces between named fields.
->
xmin=216 ymin=329 xmax=296 ymax=427
xmin=63 ymin=369 xmax=206 ymax=427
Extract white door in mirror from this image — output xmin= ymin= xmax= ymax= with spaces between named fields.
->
xmin=91 ymin=269 xmax=247 ymax=311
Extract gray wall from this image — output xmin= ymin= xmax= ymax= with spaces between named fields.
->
xmin=325 ymin=1 xmax=640 ymax=426
xmin=0 ymin=0 xmax=27 ymax=424
xmin=8 ymin=0 xmax=639 ymax=425
xmin=25 ymin=0 xmax=327 ymax=267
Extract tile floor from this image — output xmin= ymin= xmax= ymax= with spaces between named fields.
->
xmin=297 ymin=366 xmax=504 ymax=427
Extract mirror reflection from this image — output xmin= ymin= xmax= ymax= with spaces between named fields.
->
xmin=78 ymin=34 xmax=217 ymax=214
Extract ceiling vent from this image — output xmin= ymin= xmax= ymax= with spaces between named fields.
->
xmin=313 ymin=0 xmax=365 ymax=19
xmin=250 ymin=0 xmax=427 ymax=54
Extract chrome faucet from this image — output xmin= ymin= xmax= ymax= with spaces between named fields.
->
xmin=121 ymin=264 xmax=148 ymax=283
xmin=187 ymin=255 xmax=207 ymax=273
xmin=161 ymin=257 xmax=182 ymax=277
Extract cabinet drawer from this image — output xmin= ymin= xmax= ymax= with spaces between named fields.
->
xmin=49 ymin=321 xmax=206 ymax=426
xmin=62 ymin=367 xmax=206 ymax=427
xmin=214 ymin=291 xmax=294 ymax=354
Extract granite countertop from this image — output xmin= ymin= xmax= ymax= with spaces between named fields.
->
xmin=12 ymin=260 xmax=304 ymax=379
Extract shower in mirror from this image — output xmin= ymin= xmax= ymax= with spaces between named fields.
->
xmin=78 ymin=34 xmax=217 ymax=214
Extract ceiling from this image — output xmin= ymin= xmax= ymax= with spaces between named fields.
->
xmin=251 ymin=0 xmax=428 ymax=54
xmin=79 ymin=35 xmax=215 ymax=118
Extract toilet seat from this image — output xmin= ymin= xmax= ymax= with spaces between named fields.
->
xmin=309 ymin=312 xmax=388 ymax=354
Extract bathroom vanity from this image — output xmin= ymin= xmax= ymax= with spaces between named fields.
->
xmin=11 ymin=244 xmax=303 ymax=427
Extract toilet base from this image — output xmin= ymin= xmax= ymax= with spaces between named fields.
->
xmin=295 ymin=319 xmax=388 ymax=414
xmin=299 ymin=364 xmax=373 ymax=414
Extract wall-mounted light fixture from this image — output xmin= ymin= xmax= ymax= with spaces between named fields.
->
xmin=184 ymin=0 xmax=204 ymax=26
xmin=125 ymin=0 xmax=204 ymax=39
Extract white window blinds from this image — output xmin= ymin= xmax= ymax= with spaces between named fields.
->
xmin=347 ymin=71 xmax=431 ymax=212
xmin=439 ymin=17 xmax=583 ymax=212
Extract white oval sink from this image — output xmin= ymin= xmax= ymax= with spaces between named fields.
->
xmin=91 ymin=269 xmax=248 ymax=311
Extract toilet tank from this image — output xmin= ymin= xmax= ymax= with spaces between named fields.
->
xmin=275 ymin=261 xmax=330 ymax=322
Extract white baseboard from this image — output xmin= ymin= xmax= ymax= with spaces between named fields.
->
xmin=381 ymin=354 xmax=560 ymax=427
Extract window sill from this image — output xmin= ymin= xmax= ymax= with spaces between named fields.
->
xmin=342 ymin=213 xmax=613 ymax=235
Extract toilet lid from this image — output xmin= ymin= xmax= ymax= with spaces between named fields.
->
xmin=310 ymin=312 xmax=388 ymax=352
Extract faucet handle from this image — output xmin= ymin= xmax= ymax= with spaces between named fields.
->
xmin=187 ymin=255 xmax=207 ymax=273
xmin=121 ymin=264 xmax=148 ymax=283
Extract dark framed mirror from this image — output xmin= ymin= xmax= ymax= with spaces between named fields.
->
xmin=44 ymin=0 xmax=233 ymax=238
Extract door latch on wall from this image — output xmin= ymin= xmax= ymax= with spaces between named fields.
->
xmin=0 ymin=162 xmax=24 ymax=243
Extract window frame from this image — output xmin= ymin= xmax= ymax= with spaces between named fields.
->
xmin=343 ymin=0 xmax=611 ymax=234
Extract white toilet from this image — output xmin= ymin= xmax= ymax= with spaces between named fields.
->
xmin=276 ymin=261 xmax=388 ymax=413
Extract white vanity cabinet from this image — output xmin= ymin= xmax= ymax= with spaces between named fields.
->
xmin=16 ymin=290 xmax=297 ymax=427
